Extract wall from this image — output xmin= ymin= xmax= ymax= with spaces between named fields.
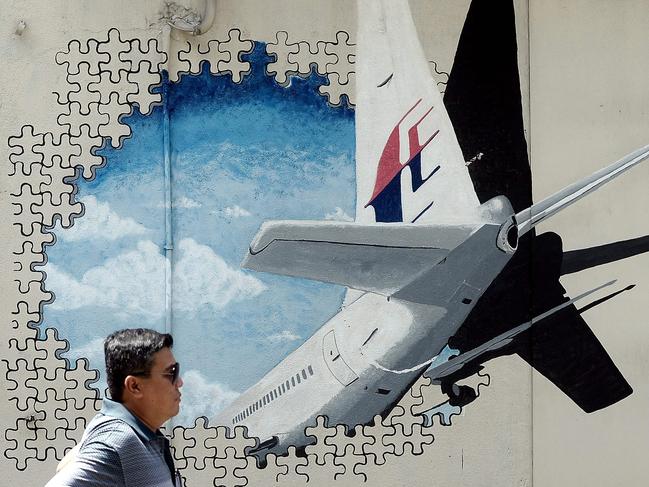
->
xmin=0 ymin=1 xmax=646 ymax=486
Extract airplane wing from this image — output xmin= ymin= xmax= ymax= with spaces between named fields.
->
xmin=515 ymin=144 xmax=649 ymax=236
xmin=515 ymin=290 xmax=633 ymax=413
xmin=425 ymin=280 xmax=617 ymax=381
xmin=243 ymin=220 xmax=479 ymax=295
xmin=355 ymin=0 xmax=481 ymax=225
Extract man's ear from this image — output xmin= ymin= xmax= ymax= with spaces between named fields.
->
xmin=123 ymin=375 xmax=144 ymax=399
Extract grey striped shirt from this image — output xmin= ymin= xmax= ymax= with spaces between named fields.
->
xmin=46 ymin=399 xmax=180 ymax=487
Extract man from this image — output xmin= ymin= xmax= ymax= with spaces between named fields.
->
xmin=46 ymin=329 xmax=183 ymax=487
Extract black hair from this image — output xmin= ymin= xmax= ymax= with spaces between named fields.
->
xmin=104 ymin=328 xmax=173 ymax=402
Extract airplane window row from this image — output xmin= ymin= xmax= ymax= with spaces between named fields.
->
xmin=232 ymin=365 xmax=314 ymax=424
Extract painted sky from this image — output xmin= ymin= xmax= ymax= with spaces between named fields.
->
xmin=44 ymin=44 xmax=355 ymax=425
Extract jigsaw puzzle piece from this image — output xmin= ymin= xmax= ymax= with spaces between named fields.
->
xmin=32 ymin=388 xmax=70 ymax=438
xmin=8 ymin=125 xmax=45 ymax=184
xmin=127 ymin=62 xmax=163 ymax=115
xmin=324 ymin=31 xmax=355 ymax=84
xmin=5 ymin=358 xmax=39 ymax=412
xmin=217 ymin=29 xmax=254 ymax=83
xmin=10 ymin=301 xmax=40 ymax=349
xmin=333 ymin=443 xmax=368 ymax=481
xmin=276 ymin=446 xmax=309 ymax=483
xmin=179 ymin=462 xmax=225 ymax=487
xmin=265 ymin=31 xmax=299 ymax=85
xmin=213 ymin=447 xmax=248 ymax=487
xmin=88 ymin=70 xmax=138 ymax=107
xmin=360 ymin=414 xmax=396 ymax=466
xmin=97 ymin=28 xmax=132 ymax=83
xmin=25 ymin=422 xmax=76 ymax=462
xmin=98 ymin=92 xmax=133 ymax=148
xmin=13 ymin=240 xmax=47 ymax=295
xmin=67 ymin=62 xmax=102 ymax=114
xmin=69 ymin=124 xmax=105 ymax=179
xmin=33 ymin=328 xmax=70 ymax=380
xmin=15 ymin=280 xmax=54 ymax=315
xmin=171 ymin=425 xmax=196 ymax=471
xmin=5 ymin=418 xmax=38 ymax=470
xmin=318 ymin=71 xmax=354 ymax=107
xmin=173 ymin=417 xmax=218 ymax=470
xmin=167 ymin=40 xmax=192 ymax=82
xmin=304 ymin=415 xmax=337 ymax=465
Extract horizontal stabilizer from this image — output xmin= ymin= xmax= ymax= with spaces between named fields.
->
xmin=243 ymin=220 xmax=479 ymax=294
xmin=516 ymin=144 xmax=649 ymax=236
xmin=426 ymin=280 xmax=616 ymax=381
xmin=561 ymin=235 xmax=649 ymax=275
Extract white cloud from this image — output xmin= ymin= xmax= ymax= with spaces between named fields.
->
xmin=223 ymin=205 xmax=251 ymax=218
xmin=46 ymin=263 xmax=103 ymax=310
xmin=175 ymin=369 xmax=239 ymax=425
xmin=268 ymin=330 xmax=301 ymax=343
xmin=156 ymin=196 xmax=202 ymax=209
xmin=325 ymin=207 xmax=354 ymax=222
xmin=174 ymin=196 xmax=202 ymax=209
xmin=173 ymin=238 xmax=266 ymax=311
xmin=46 ymin=241 xmax=166 ymax=319
xmin=61 ymin=195 xmax=149 ymax=242
xmin=46 ymin=238 xmax=265 ymax=319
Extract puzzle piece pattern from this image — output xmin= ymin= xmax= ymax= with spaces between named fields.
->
xmin=170 ymin=418 xmax=264 ymax=487
xmin=55 ymin=28 xmax=167 ymax=149
xmin=168 ymin=28 xmax=254 ymax=83
xmin=5 ymin=25 xmax=469 ymax=481
xmin=2 ymin=329 xmax=100 ymax=470
xmin=4 ymin=26 xmax=169 ymax=471
xmin=266 ymin=30 xmax=356 ymax=107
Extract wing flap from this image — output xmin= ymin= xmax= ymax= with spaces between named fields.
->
xmin=244 ymin=220 xmax=478 ymax=294
xmin=426 ymin=281 xmax=616 ymax=381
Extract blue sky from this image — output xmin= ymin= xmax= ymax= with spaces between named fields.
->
xmin=44 ymin=44 xmax=355 ymax=424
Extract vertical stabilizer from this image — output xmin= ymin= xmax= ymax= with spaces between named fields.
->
xmin=355 ymin=0 xmax=481 ymax=225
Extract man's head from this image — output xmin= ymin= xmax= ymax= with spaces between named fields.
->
xmin=104 ymin=329 xmax=182 ymax=429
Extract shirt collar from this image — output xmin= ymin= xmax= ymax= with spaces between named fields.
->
xmin=100 ymin=398 xmax=159 ymax=442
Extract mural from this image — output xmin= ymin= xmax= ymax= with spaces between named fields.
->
xmin=3 ymin=0 xmax=649 ymax=485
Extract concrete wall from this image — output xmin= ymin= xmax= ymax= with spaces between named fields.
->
xmin=0 ymin=1 xmax=646 ymax=485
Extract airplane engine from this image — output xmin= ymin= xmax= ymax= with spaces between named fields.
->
xmin=442 ymin=382 xmax=478 ymax=407
xmin=497 ymin=218 xmax=518 ymax=254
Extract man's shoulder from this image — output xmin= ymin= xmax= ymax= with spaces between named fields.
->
xmin=83 ymin=414 xmax=145 ymax=451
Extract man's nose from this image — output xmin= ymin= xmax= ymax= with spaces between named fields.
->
xmin=176 ymin=376 xmax=184 ymax=388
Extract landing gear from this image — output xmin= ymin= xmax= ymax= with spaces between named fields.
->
xmin=442 ymin=382 xmax=477 ymax=407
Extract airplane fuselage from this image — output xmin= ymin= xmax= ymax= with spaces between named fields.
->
xmin=214 ymin=204 xmax=517 ymax=456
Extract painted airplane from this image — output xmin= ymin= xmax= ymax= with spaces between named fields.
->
xmin=213 ymin=0 xmax=649 ymax=456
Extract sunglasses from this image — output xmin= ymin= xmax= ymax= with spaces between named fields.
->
xmin=132 ymin=362 xmax=181 ymax=384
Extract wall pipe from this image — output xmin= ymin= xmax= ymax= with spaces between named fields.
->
xmin=161 ymin=23 xmax=173 ymax=336
xmin=166 ymin=0 xmax=216 ymax=35
xmin=159 ymin=0 xmax=217 ymax=337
